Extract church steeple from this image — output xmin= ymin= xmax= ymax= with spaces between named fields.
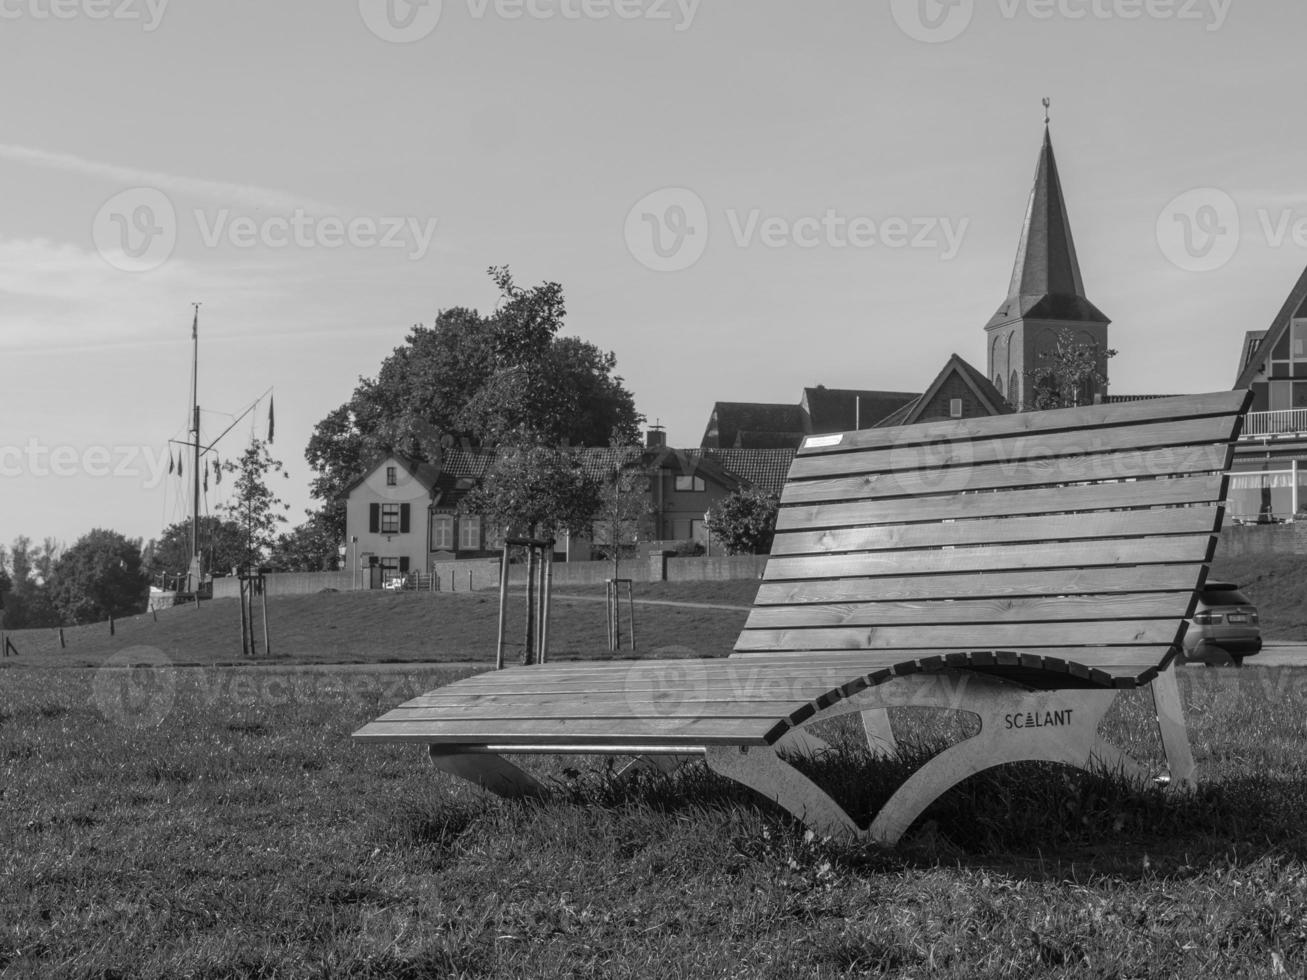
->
xmin=987 ymin=120 xmax=1108 ymax=329
xmin=985 ymin=110 xmax=1111 ymax=408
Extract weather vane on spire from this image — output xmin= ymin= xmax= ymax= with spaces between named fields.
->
xmin=1043 ymin=97 xmax=1051 ymax=126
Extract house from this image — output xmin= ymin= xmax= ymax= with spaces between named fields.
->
xmin=340 ymin=436 xmax=799 ymax=578
xmin=701 ymin=388 xmax=920 ymax=449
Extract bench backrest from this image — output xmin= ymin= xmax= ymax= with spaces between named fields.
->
xmin=734 ymin=390 xmax=1251 ymax=685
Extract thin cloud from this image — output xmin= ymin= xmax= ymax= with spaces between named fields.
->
xmin=0 ymin=143 xmax=338 ymax=213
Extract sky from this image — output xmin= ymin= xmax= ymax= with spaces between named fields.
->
xmin=3 ymin=0 xmax=1306 ymax=551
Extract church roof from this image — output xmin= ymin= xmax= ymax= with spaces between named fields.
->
xmin=801 ymin=387 xmax=920 ymax=433
xmin=987 ymin=127 xmax=1110 ymax=330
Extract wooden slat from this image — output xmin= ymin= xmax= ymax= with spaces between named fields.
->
xmin=734 ymin=619 xmax=1181 ymax=653
xmin=753 ymin=564 xmax=1204 ymax=605
xmin=775 ymin=475 xmax=1224 ymax=532
xmin=762 ymin=536 xmax=1212 ymax=582
xmin=771 ymin=506 xmax=1220 ymax=557
xmin=789 ymin=418 xmax=1240 ymax=482
xmin=375 ymin=700 xmax=811 ymax=722
xmin=781 ymin=445 xmax=1229 ymax=506
xmin=796 ymin=391 xmax=1248 ymax=457
xmin=743 ymin=593 xmax=1189 ymax=630
xmin=353 ymin=715 xmax=778 ymax=746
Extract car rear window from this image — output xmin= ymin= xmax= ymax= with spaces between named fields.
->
xmin=1201 ymin=588 xmax=1253 ymax=607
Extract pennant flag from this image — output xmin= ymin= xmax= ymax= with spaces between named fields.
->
xmin=215 ymin=461 xmax=222 ymax=486
xmin=204 ymin=461 xmax=209 ymax=492
xmin=192 ymin=306 xmax=198 ymax=340
xmin=178 ymin=456 xmax=183 ymax=479
xmin=267 ymin=395 xmax=275 ymax=444
xmin=169 ymin=452 xmax=175 ymax=475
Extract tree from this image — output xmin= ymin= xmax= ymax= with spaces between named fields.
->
xmin=705 ymin=490 xmax=781 ymax=556
xmin=591 ymin=447 xmax=654 ymax=577
xmin=270 ymin=511 xmax=343 ymax=572
xmin=47 ymin=529 xmax=148 ymax=625
xmin=463 ymin=446 xmax=600 ymax=543
xmin=1 ymin=536 xmax=60 ymax=629
xmin=146 ymin=516 xmax=249 ymax=582
xmin=1025 ymin=329 xmax=1118 ymax=410
xmin=305 ymin=267 xmax=643 ymax=528
xmin=219 ymin=439 xmax=291 ymax=569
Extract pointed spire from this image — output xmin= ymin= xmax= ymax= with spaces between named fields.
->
xmin=987 ymin=114 xmax=1109 ymax=329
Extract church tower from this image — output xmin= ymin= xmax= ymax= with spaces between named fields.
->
xmin=986 ymin=114 xmax=1111 ymax=409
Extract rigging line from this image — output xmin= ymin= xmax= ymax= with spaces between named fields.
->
xmin=200 ymin=387 xmax=275 ymax=454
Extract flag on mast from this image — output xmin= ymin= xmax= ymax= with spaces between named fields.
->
xmin=169 ymin=452 xmax=175 ymax=475
xmin=204 ymin=461 xmax=210 ymax=492
xmin=267 ymin=395 xmax=275 ymax=444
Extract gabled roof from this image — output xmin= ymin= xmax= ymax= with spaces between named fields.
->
xmin=701 ymin=402 xmax=806 ymax=449
xmin=705 ymin=448 xmax=797 ymax=497
xmin=1236 ymin=331 xmax=1269 ymax=385
xmin=987 ymin=127 xmax=1109 ymax=330
xmin=1234 ymin=263 xmax=1307 ymax=389
xmin=801 ymin=387 xmax=921 ymax=433
xmin=877 ymin=354 xmax=1013 ymax=427
xmin=339 ymin=452 xmax=441 ymax=500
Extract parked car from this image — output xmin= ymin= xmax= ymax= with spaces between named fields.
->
xmin=1177 ymin=581 xmax=1262 ymax=667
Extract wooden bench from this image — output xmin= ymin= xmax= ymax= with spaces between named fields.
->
xmin=355 ymin=390 xmax=1251 ymax=845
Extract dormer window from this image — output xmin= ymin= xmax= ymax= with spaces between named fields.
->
xmin=386 ymin=466 xmax=397 ymax=486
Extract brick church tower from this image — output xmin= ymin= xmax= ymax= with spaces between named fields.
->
xmin=985 ymin=120 xmax=1111 ymax=408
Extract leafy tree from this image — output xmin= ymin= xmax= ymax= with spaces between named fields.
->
xmin=146 ymin=516 xmax=248 ymax=582
xmin=463 ymin=446 xmax=600 ymax=543
xmin=47 ymin=529 xmax=148 ymax=625
xmin=1025 ymin=329 xmax=1118 ymax=410
xmin=219 ymin=439 xmax=291 ymax=569
xmin=705 ymin=490 xmax=781 ymax=556
xmin=591 ymin=447 xmax=654 ymax=577
xmin=270 ymin=511 xmax=343 ymax=572
xmin=305 ymin=267 xmax=643 ymax=529
xmin=1 ymin=537 xmax=60 ymax=629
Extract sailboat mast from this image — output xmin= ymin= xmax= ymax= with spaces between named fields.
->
xmin=190 ymin=304 xmax=201 ymax=581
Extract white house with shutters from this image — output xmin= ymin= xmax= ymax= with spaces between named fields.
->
xmin=341 ymin=454 xmax=441 ymax=586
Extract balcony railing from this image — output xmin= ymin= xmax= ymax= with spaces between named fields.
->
xmin=1241 ymin=409 xmax=1307 ymax=439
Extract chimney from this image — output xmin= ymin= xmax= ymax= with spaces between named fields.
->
xmin=646 ymin=426 xmax=667 ymax=449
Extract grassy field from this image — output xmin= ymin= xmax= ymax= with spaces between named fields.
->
xmin=4 ymin=663 xmax=1307 ymax=977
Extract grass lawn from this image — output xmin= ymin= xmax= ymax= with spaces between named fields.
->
xmin=4 ymin=663 xmax=1307 ymax=978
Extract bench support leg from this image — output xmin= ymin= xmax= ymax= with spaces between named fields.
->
xmin=703 ymin=745 xmax=862 ymax=842
xmin=1150 ymin=668 xmax=1196 ymax=790
xmin=428 ymin=747 xmax=547 ymax=799
xmin=864 ymin=684 xmax=1130 ymax=846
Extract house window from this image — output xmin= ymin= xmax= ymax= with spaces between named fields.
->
xmin=949 ymin=398 xmax=964 ymax=419
xmin=674 ymin=475 xmax=706 ymax=492
xmin=381 ymin=503 xmax=401 ymax=534
xmin=459 ymin=516 xmax=482 ymax=551
xmin=380 ymin=556 xmax=400 ymax=583
xmin=386 ymin=466 xmax=397 ymax=487
xmin=431 ymin=514 xmax=454 ymax=550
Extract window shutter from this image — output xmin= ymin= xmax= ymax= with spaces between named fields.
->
xmin=400 ymin=503 xmax=411 ymax=534
xmin=399 ymin=557 xmax=410 ymax=573
xmin=369 ymin=504 xmax=380 ymax=534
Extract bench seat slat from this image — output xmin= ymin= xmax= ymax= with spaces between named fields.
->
xmin=354 ymin=716 xmax=779 ymax=746
xmin=743 ymin=593 xmax=1190 ymax=630
xmin=754 ymin=564 xmax=1204 ymax=605
xmin=788 ymin=418 xmax=1240 ymax=482
xmin=781 ymin=445 xmax=1229 ymax=506
xmin=771 ymin=506 xmax=1220 ymax=556
xmin=763 ymin=536 xmax=1211 ymax=581
xmin=735 ymin=620 xmax=1182 ymax=652
xmin=795 ymin=390 xmax=1247 ymax=458
xmin=776 ymin=475 xmax=1224 ymax=532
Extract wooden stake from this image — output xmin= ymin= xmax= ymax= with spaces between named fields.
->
xmin=495 ymin=544 xmax=510 ymax=671
xmin=523 ymin=546 xmax=536 ymax=666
